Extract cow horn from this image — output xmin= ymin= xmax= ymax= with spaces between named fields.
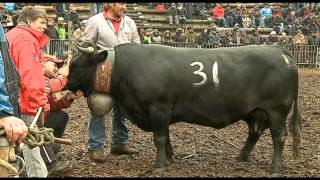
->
xmin=74 ymin=42 xmax=95 ymax=54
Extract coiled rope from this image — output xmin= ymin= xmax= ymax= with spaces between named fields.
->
xmin=0 ymin=108 xmax=72 ymax=175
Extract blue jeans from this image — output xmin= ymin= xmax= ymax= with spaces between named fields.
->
xmin=88 ymin=104 xmax=129 ymax=150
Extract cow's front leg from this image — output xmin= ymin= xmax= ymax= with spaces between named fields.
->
xmin=149 ymin=104 xmax=171 ymax=168
xmin=153 ymin=130 xmax=169 ymax=168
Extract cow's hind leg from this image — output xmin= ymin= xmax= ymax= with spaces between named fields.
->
xmin=268 ymin=110 xmax=287 ymax=176
xmin=150 ymin=104 xmax=172 ymax=168
xmin=166 ymin=135 xmax=173 ymax=163
xmin=237 ymin=108 xmax=268 ymax=162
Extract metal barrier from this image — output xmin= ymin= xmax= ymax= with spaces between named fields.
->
xmin=284 ymin=44 xmax=319 ymax=68
xmin=163 ymin=42 xmax=319 ymax=67
xmin=46 ymin=39 xmax=319 ymax=68
xmin=44 ymin=39 xmax=75 ymax=60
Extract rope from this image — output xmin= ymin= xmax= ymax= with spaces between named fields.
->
xmin=24 ymin=127 xmax=55 ymax=149
xmin=0 ymin=126 xmax=71 ymax=175
xmin=0 ymin=158 xmax=18 ymax=174
xmin=0 ymin=129 xmax=18 ymax=174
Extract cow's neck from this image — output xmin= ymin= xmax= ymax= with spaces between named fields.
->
xmin=94 ymin=59 xmax=114 ymax=94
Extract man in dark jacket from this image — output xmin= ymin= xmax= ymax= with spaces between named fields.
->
xmin=67 ymin=3 xmax=80 ymax=26
xmin=197 ymin=28 xmax=209 ymax=48
xmin=252 ymin=28 xmax=263 ymax=45
xmin=173 ymin=27 xmax=187 ymax=47
xmin=207 ymin=26 xmax=220 ymax=48
xmin=44 ymin=17 xmax=59 ymax=40
xmin=44 ymin=17 xmax=60 ymax=56
xmin=167 ymin=3 xmax=179 ymax=25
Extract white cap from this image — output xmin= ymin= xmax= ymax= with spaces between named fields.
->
xmin=57 ymin=17 xmax=64 ymax=21
xmin=270 ymin=31 xmax=277 ymax=35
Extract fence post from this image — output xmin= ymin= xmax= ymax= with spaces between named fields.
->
xmin=68 ymin=21 xmax=73 ymax=40
xmin=316 ymin=46 xmax=320 ymax=68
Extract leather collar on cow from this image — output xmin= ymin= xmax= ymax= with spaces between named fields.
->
xmin=94 ymin=59 xmax=113 ymax=94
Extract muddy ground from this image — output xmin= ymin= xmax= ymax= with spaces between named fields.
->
xmin=57 ymin=68 xmax=320 ymax=177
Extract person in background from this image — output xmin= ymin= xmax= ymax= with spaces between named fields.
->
xmin=68 ymin=3 xmax=80 ymax=27
xmin=162 ymin=29 xmax=173 ymax=46
xmin=268 ymin=30 xmax=280 ymax=45
xmin=155 ymin=3 xmax=165 ymax=13
xmin=285 ymin=11 xmax=297 ymax=36
xmin=177 ymin=3 xmax=187 ymax=25
xmin=44 ymin=17 xmax=60 ymax=56
xmin=4 ymin=2 xmax=17 ymax=15
xmin=138 ymin=27 xmax=145 ymax=43
xmin=260 ymin=3 xmax=272 ymax=27
xmin=151 ymin=29 xmax=162 ymax=44
xmin=167 ymin=3 xmax=179 ymax=25
xmin=207 ymin=26 xmax=221 ymax=48
xmin=55 ymin=17 xmax=67 ymax=60
xmin=172 ymin=27 xmax=187 ymax=47
xmin=278 ymin=32 xmax=291 ymax=45
xmin=143 ymin=28 xmax=152 ymax=44
xmin=81 ymin=3 xmax=140 ymax=163
xmin=212 ymin=3 xmax=227 ymax=28
xmin=197 ymin=28 xmax=209 ymax=48
xmin=186 ymin=27 xmax=197 ymax=47
xmin=72 ymin=20 xmax=87 ymax=41
xmin=252 ymin=28 xmax=263 ymax=45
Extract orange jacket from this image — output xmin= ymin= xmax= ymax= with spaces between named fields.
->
xmin=6 ymin=25 xmax=50 ymax=116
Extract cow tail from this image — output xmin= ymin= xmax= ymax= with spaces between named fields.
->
xmin=289 ymin=73 xmax=301 ymax=160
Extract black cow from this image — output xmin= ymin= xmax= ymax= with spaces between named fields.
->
xmin=66 ymin=42 xmax=301 ymax=176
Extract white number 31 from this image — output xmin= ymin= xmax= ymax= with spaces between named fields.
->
xmin=190 ymin=61 xmax=219 ymax=87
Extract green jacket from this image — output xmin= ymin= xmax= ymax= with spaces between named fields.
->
xmin=56 ymin=26 xmax=66 ymax=40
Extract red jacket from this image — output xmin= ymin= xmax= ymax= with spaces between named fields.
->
xmin=45 ymin=74 xmax=73 ymax=112
xmin=212 ymin=6 xmax=225 ymax=18
xmin=6 ymin=25 xmax=50 ymax=116
xmin=46 ymin=74 xmax=68 ymax=94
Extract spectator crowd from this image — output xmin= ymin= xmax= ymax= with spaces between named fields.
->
xmin=144 ymin=2 xmax=320 ymax=48
xmin=1 ymin=3 xmax=319 ymax=49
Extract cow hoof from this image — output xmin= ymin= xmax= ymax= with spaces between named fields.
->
xmin=270 ymin=173 xmax=280 ymax=177
xmin=153 ymin=162 xmax=166 ymax=169
xmin=167 ymin=158 xmax=174 ymax=164
xmin=166 ymin=159 xmax=173 ymax=166
xmin=235 ymin=155 xmax=249 ymax=162
xmin=153 ymin=167 xmax=166 ymax=174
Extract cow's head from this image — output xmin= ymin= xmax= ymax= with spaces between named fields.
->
xmin=65 ymin=40 xmax=108 ymax=97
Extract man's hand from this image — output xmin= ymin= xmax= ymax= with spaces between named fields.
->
xmin=0 ymin=116 xmax=28 ymax=143
xmin=73 ymin=90 xmax=84 ymax=99
xmin=58 ymin=64 xmax=70 ymax=77
xmin=38 ymin=104 xmax=50 ymax=127
xmin=67 ymin=90 xmax=84 ymax=101
xmin=42 ymin=54 xmax=57 ymax=60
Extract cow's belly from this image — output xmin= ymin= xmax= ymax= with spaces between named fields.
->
xmin=172 ymin=107 xmax=244 ymax=129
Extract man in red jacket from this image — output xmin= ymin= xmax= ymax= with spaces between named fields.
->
xmin=6 ymin=6 xmax=50 ymax=177
xmin=212 ymin=3 xmax=227 ymax=27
